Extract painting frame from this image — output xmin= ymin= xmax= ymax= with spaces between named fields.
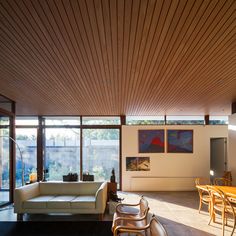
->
xmin=167 ymin=129 xmax=193 ymax=153
xmin=138 ymin=129 xmax=165 ymax=153
xmin=126 ymin=157 xmax=150 ymax=171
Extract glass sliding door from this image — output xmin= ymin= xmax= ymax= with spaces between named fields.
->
xmin=82 ymin=129 xmax=120 ymax=185
xmin=0 ymin=116 xmax=10 ymax=206
xmin=45 ymin=128 xmax=80 ymax=181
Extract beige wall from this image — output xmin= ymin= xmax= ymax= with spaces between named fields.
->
xmin=228 ymin=114 xmax=236 ymax=185
xmin=122 ymin=125 xmax=228 ymax=191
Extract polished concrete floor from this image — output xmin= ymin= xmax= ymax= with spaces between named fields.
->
xmin=0 ymin=191 xmax=235 ymax=236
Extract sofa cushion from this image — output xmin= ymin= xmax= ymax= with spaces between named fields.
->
xmin=23 ymin=195 xmax=56 ymax=209
xmin=71 ymin=196 xmax=96 ymax=209
xmin=39 ymin=182 xmax=102 ymax=195
xmin=47 ymin=195 xmax=77 ymax=209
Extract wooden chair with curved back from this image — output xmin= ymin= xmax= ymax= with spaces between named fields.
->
xmin=115 ymin=195 xmax=149 ymax=216
xmin=113 ymin=214 xmax=168 ymax=236
xmin=208 ymin=186 xmax=236 ymax=236
xmin=214 ymin=177 xmax=232 ymax=186
xmin=195 ymin=178 xmax=211 ymax=213
xmin=112 ymin=196 xmax=149 ymax=234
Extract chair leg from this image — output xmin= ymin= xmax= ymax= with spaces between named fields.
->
xmin=231 ymin=216 xmax=236 ymax=236
xmin=17 ymin=213 xmax=23 ymax=221
xmin=222 ymin=211 xmax=225 ymax=236
xmin=208 ymin=213 xmax=213 ymax=225
xmin=198 ymin=199 xmax=202 ymax=213
xmin=208 ymin=205 xmax=213 ymax=225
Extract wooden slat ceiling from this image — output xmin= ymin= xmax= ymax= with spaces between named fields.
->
xmin=0 ymin=0 xmax=235 ymax=116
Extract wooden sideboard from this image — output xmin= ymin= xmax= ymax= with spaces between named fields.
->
xmin=107 ymin=182 xmax=117 ymax=201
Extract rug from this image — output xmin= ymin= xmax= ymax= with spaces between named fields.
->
xmin=0 ymin=221 xmax=113 ymax=236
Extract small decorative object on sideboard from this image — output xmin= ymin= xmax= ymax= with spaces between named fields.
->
xmin=110 ymin=168 xmax=116 ymax=183
xmin=43 ymin=169 xmax=49 ymax=182
xmin=82 ymin=172 xmax=94 ymax=181
xmin=63 ymin=173 xmax=78 ymax=182
xmin=109 ymin=191 xmax=123 ymax=202
xmin=29 ymin=172 xmax=37 ymax=183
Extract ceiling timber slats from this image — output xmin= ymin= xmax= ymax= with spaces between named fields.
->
xmin=0 ymin=0 xmax=235 ymax=115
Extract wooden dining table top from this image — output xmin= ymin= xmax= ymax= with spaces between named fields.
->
xmin=196 ymin=184 xmax=236 ymax=198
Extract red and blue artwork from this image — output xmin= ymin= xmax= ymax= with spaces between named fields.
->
xmin=138 ymin=130 xmax=165 ymax=153
xmin=167 ymin=130 xmax=193 ymax=153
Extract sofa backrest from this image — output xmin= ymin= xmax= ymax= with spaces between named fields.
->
xmin=39 ymin=182 xmax=103 ymax=195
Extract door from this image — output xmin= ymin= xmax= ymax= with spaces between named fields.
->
xmin=210 ymin=138 xmax=227 ymax=183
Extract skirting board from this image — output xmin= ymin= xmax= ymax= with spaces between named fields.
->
xmin=130 ymin=177 xmax=196 ymax=191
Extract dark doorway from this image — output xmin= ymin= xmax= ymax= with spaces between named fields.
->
xmin=210 ymin=138 xmax=227 ymax=183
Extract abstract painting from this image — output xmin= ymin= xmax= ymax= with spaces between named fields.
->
xmin=167 ymin=130 xmax=193 ymax=153
xmin=126 ymin=157 xmax=150 ymax=171
xmin=138 ymin=130 xmax=165 ymax=153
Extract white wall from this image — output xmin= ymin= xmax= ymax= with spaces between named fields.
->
xmin=122 ymin=125 xmax=228 ymax=191
xmin=228 ymin=114 xmax=236 ymax=185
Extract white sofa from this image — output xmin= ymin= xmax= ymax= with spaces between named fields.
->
xmin=14 ymin=181 xmax=107 ymax=220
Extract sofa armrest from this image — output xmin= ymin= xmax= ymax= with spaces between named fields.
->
xmin=14 ymin=182 xmax=40 ymax=213
xmin=95 ymin=182 xmax=108 ymax=212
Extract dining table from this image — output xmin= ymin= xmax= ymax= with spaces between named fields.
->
xmin=196 ymin=185 xmax=236 ymax=198
xmin=196 ymin=184 xmax=236 ymax=221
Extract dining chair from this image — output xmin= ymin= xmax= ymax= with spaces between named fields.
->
xmin=195 ymin=177 xmax=210 ymax=185
xmin=208 ymin=186 xmax=236 ymax=236
xmin=214 ymin=177 xmax=232 ymax=186
xmin=195 ymin=178 xmax=211 ymax=213
xmin=113 ymin=214 xmax=168 ymax=236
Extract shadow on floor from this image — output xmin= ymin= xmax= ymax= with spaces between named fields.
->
xmin=157 ymin=215 xmax=216 ymax=236
xmin=126 ymin=191 xmax=203 ymax=211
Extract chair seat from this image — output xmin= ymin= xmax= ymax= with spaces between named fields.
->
xmin=70 ymin=196 xmax=96 ymax=209
xmin=202 ymin=195 xmax=211 ymax=202
xmin=214 ymin=203 xmax=236 ymax=214
xmin=116 ymin=205 xmax=140 ymax=215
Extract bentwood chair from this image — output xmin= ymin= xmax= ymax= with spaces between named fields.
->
xmin=113 ymin=214 xmax=168 ymax=236
xmin=116 ymin=196 xmax=149 ymax=216
xmin=195 ymin=178 xmax=211 ymax=213
xmin=112 ymin=196 xmax=149 ymax=234
xmin=208 ymin=186 xmax=236 ymax=236
xmin=214 ymin=177 xmax=232 ymax=186
xmin=112 ymin=207 xmax=150 ymax=235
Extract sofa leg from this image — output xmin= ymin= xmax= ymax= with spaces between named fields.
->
xmin=98 ymin=214 xmax=103 ymax=221
xmin=17 ymin=213 xmax=23 ymax=221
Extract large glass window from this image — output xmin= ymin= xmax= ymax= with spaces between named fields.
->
xmin=82 ymin=117 xmax=121 ymax=125
xmin=126 ymin=116 xmax=165 ymax=125
xmin=0 ymin=117 xmax=10 ymax=206
xmin=15 ymin=128 xmax=37 ymax=187
xmin=45 ymin=128 xmax=80 ymax=181
xmin=209 ymin=116 xmax=228 ymax=125
xmin=166 ymin=116 xmax=205 ymax=125
xmin=82 ymin=129 xmax=120 ymax=185
xmin=44 ymin=117 xmax=80 ymax=126
xmin=14 ymin=116 xmax=121 ymax=187
xmin=16 ymin=117 xmax=38 ymax=126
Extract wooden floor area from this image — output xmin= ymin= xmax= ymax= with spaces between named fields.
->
xmin=0 ymin=191 xmax=235 ymax=236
